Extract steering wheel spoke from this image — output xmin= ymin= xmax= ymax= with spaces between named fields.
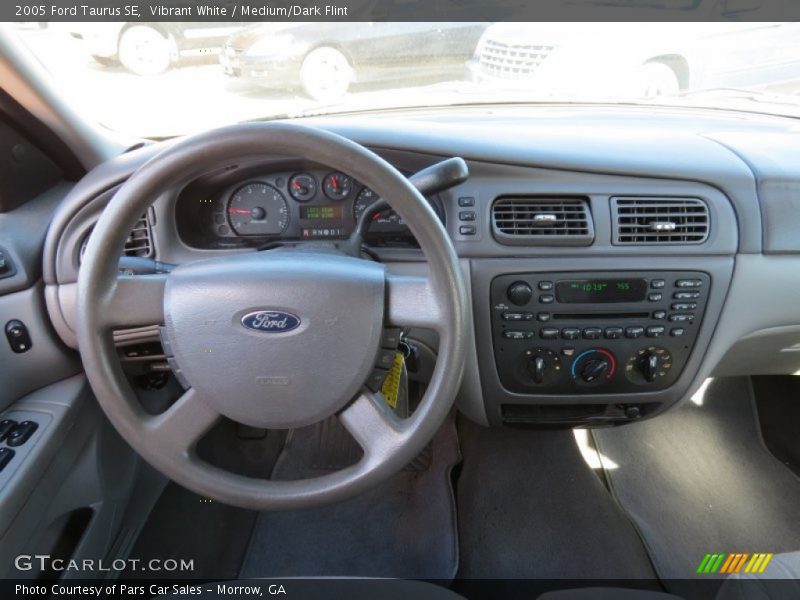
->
xmin=340 ymin=391 xmax=408 ymax=462
xmin=386 ymin=274 xmax=444 ymax=330
xmin=100 ymin=274 xmax=167 ymax=329
xmin=144 ymin=388 xmax=219 ymax=456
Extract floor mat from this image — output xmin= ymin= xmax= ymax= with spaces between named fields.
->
xmin=123 ymin=482 xmax=257 ymax=580
xmin=455 ymin=418 xmax=657 ymax=580
xmin=593 ymin=377 xmax=800 ymax=596
xmin=239 ymin=414 xmax=461 ymax=579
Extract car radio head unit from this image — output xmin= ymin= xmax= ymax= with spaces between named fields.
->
xmin=490 ymin=270 xmax=710 ymax=396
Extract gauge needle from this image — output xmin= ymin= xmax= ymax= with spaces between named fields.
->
xmin=228 ymin=208 xmax=251 ymax=215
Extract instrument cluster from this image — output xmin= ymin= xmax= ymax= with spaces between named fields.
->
xmin=175 ymin=165 xmax=444 ymax=250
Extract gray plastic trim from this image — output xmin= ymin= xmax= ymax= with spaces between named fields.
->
xmin=706 ymin=255 xmax=800 ymax=379
xmin=0 ymin=183 xmax=72 ymax=296
xmin=0 ymin=283 xmax=80 ymax=411
xmin=708 ymin=131 xmax=800 ymax=254
xmin=0 ymin=375 xmax=87 ymax=536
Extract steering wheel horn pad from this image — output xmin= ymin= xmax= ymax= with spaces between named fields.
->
xmin=163 ymin=251 xmax=385 ymax=429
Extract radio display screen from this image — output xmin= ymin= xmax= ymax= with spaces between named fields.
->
xmin=555 ymin=279 xmax=648 ymax=303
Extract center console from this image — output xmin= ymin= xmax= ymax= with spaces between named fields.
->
xmin=469 ymin=257 xmax=733 ymax=428
xmin=490 ymin=270 xmax=709 ymax=395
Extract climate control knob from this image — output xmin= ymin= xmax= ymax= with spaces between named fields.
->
xmin=625 ymin=346 xmax=673 ymax=384
xmin=507 ymin=281 xmax=533 ymax=306
xmin=571 ymin=348 xmax=617 ymax=386
xmin=579 ymin=357 xmax=611 ymax=383
xmin=523 ymin=348 xmax=562 ymax=385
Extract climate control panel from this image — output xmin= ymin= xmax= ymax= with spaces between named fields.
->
xmin=490 ymin=271 xmax=710 ymax=394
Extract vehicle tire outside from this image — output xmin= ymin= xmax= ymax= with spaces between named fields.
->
xmin=300 ymin=47 xmax=354 ymax=102
xmin=118 ymin=25 xmax=172 ymax=76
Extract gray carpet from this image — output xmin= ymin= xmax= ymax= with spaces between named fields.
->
xmin=456 ymin=418 xmax=658 ymax=580
xmin=593 ymin=377 xmax=800 ymax=595
xmin=239 ymin=414 xmax=460 ymax=579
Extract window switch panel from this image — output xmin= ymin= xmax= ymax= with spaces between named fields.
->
xmin=0 ymin=420 xmax=16 ymax=443
xmin=6 ymin=421 xmax=37 ymax=447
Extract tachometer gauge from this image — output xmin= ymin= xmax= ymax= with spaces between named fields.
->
xmin=227 ymin=182 xmax=289 ymax=236
xmin=322 ymin=172 xmax=353 ymax=201
xmin=288 ymin=173 xmax=316 ymax=202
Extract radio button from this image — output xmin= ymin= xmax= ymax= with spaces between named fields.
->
xmin=671 ymin=303 xmax=697 ymax=311
xmin=650 ymin=279 xmax=666 ymax=289
xmin=648 ymin=292 xmax=663 ymax=302
xmin=538 ymin=281 xmax=554 ymax=291
xmin=674 ymin=291 xmax=700 ymax=300
xmin=537 ymin=313 xmax=552 ymax=322
xmin=669 ymin=313 xmax=694 ymax=322
xmin=646 ymin=325 xmax=666 ymax=337
xmin=583 ymin=327 xmax=602 ymax=340
xmin=653 ymin=310 xmax=667 ymax=320
xmin=625 ymin=326 xmax=645 ymax=339
xmin=539 ymin=294 xmax=555 ymax=304
xmin=540 ymin=327 xmax=559 ymax=340
xmin=502 ymin=312 xmax=533 ymax=321
xmin=504 ymin=330 xmax=534 ymax=340
xmin=561 ymin=328 xmax=581 ymax=340
xmin=561 ymin=347 xmax=576 ymax=357
xmin=670 ymin=328 xmax=685 ymax=337
xmin=604 ymin=327 xmax=623 ymax=339
xmin=676 ymin=279 xmax=702 ymax=288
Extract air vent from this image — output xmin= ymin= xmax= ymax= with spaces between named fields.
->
xmin=612 ymin=197 xmax=709 ymax=245
xmin=123 ymin=211 xmax=154 ymax=257
xmin=78 ymin=210 xmax=154 ymax=265
xmin=491 ymin=197 xmax=594 ymax=246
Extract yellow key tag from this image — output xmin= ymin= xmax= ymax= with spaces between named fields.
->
xmin=381 ymin=352 xmax=405 ymax=409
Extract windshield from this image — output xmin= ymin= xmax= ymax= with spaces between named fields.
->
xmin=12 ymin=21 xmax=800 ymax=137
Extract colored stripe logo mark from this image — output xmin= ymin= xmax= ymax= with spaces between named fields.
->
xmin=696 ymin=553 xmax=774 ymax=574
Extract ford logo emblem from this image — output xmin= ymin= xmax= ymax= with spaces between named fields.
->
xmin=241 ymin=310 xmax=301 ymax=333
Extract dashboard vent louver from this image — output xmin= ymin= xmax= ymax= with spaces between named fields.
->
xmin=612 ymin=197 xmax=709 ymax=245
xmin=491 ymin=196 xmax=594 ymax=246
xmin=123 ymin=211 xmax=154 ymax=257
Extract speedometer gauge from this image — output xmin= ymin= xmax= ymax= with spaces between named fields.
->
xmin=353 ymin=187 xmax=404 ymax=227
xmin=227 ymin=182 xmax=289 ymax=236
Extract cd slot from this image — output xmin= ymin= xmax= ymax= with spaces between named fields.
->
xmin=552 ymin=312 xmax=650 ymax=320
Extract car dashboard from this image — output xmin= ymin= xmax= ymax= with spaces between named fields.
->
xmin=31 ymin=105 xmax=800 ymax=429
xmin=174 ymin=161 xmax=444 ymax=250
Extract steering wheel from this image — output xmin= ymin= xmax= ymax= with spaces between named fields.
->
xmin=76 ymin=123 xmax=469 ymax=510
